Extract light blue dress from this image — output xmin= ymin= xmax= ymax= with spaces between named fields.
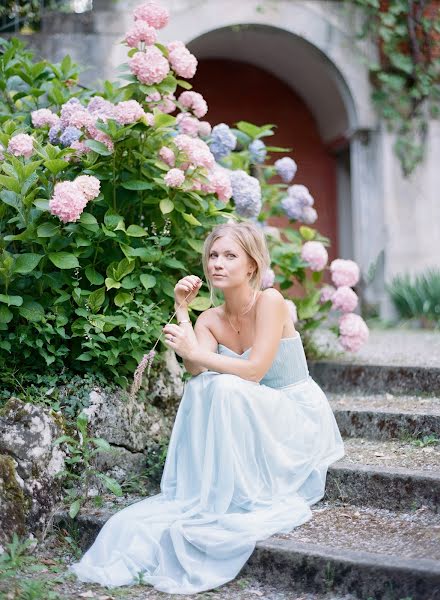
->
xmin=70 ymin=334 xmax=344 ymax=594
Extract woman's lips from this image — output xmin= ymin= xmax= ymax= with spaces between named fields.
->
xmin=213 ymin=274 xmax=225 ymax=278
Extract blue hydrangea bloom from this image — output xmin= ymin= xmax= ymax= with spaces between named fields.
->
xmin=280 ymin=196 xmax=303 ymax=220
xmin=49 ymin=123 xmax=61 ymax=145
xmin=209 ymin=123 xmax=237 ymax=161
xmin=275 ymin=157 xmax=297 ymax=183
xmin=249 ymin=139 xmax=267 ymax=164
xmin=59 ymin=126 xmax=82 ymax=147
xmin=230 ymin=170 xmax=262 ymax=218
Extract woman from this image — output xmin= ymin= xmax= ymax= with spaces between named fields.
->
xmin=70 ymin=221 xmax=344 ymax=594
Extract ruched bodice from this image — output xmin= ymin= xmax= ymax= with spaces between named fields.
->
xmin=217 ymin=333 xmax=309 ymax=389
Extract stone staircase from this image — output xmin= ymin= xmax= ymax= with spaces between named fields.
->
xmin=57 ymin=354 xmax=440 ymax=600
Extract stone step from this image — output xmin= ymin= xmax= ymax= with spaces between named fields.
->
xmin=57 ymin=500 xmax=440 ymax=599
xmin=309 ymin=361 xmax=440 ymax=394
xmin=244 ymin=503 xmax=440 ymax=599
xmin=328 ymin=392 xmax=440 ymax=440
xmin=327 ymin=437 xmax=440 ymax=511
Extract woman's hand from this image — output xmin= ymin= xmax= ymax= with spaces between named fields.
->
xmin=174 ymin=275 xmax=202 ymax=307
xmin=163 ymin=324 xmax=199 ymax=360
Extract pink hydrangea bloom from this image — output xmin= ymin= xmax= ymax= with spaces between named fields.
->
xmin=198 ymin=121 xmax=212 ymax=137
xmin=68 ymin=109 xmax=96 ymax=130
xmin=320 ymin=285 xmax=336 ymax=304
xmin=68 ymin=141 xmax=90 ymax=159
xmin=211 ymin=166 xmax=232 ymax=202
xmin=285 ymin=299 xmax=298 ymax=324
xmin=129 ymin=47 xmax=169 ymax=85
xmin=60 ymin=98 xmax=82 ymax=127
xmin=31 ymin=108 xmax=59 ymax=128
xmin=0 ymin=144 xmax=4 ymax=161
xmin=176 ymin=112 xmax=200 ymax=137
xmin=168 ymin=41 xmax=197 ymax=79
xmin=133 ymin=1 xmax=169 ymax=29
xmin=87 ymin=97 xmax=116 ymax=120
xmin=75 ymin=175 xmax=101 ymax=201
xmin=146 ymin=91 xmax=161 ymax=102
xmin=125 ymin=21 xmax=157 ymax=47
xmin=339 ymin=313 xmax=369 ymax=353
xmin=302 ymin=206 xmax=318 ymax=225
xmin=159 ymin=146 xmax=175 ymax=166
xmin=164 ymin=168 xmax=185 ymax=188
xmin=7 ymin=133 xmax=34 ymax=158
xmin=174 ymin=134 xmax=215 ymax=169
xmin=179 ymin=91 xmax=208 ymax=118
xmin=261 ymin=268 xmax=275 ymax=289
xmin=94 ymin=131 xmax=114 ymax=152
xmin=301 ymin=241 xmax=328 ymax=272
xmin=330 ymin=258 xmax=360 ymax=288
xmin=332 ymin=285 xmax=358 ymax=313
xmin=114 ymin=100 xmax=146 ymax=125
xmin=146 ymin=91 xmax=175 ymax=113
xmin=49 ymin=181 xmax=87 ymax=223
xmin=143 ymin=112 xmax=155 ymax=126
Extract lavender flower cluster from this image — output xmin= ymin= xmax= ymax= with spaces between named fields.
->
xmin=249 ymin=139 xmax=267 ymax=164
xmin=280 ymin=184 xmax=317 ymax=225
xmin=229 ymin=170 xmax=262 ymax=218
xmin=209 ymin=123 xmax=237 ymax=161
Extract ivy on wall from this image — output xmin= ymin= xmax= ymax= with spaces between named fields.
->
xmin=351 ymin=0 xmax=440 ymax=176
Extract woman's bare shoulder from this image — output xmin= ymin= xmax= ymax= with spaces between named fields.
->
xmin=195 ymin=305 xmax=223 ymax=328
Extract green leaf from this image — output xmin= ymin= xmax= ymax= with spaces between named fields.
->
xmin=48 ymin=253 xmax=80 ymax=269
xmin=33 ymin=199 xmax=50 ymax=211
xmin=93 ymin=437 xmax=111 ymax=452
xmin=0 ymin=305 xmax=13 ymax=323
xmin=126 ymin=224 xmax=148 ymax=237
xmin=114 ymin=291 xmax=133 ymax=306
xmin=186 ymin=238 xmax=204 ymax=253
xmin=69 ymin=499 xmax=81 ymax=519
xmin=0 ymin=294 xmax=23 ymax=307
xmin=84 ymin=139 xmax=113 ymax=156
xmin=18 ymin=300 xmax=45 ymax=322
xmin=37 ymin=222 xmax=59 ymax=237
xmin=182 ymin=213 xmax=202 ymax=226
xmin=299 ymin=226 xmax=316 ymax=241
xmin=97 ymin=473 xmax=123 ymax=497
xmin=153 ymin=112 xmax=176 ymax=128
xmin=163 ymin=257 xmax=186 ymax=269
xmin=44 ymin=159 xmax=69 ymax=174
xmin=79 ymin=212 xmax=98 ymax=225
xmin=121 ymin=180 xmax=153 ymax=190
xmin=105 ymin=277 xmax=121 ymax=290
xmin=0 ymin=190 xmax=20 ymax=209
xmin=76 ymin=352 xmax=93 ymax=361
xmin=13 ymin=253 xmax=42 ymax=274
xmin=85 ymin=265 xmax=104 ymax=285
xmin=87 ymin=287 xmax=105 ymax=312
xmin=159 ymin=198 xmax=174 ymax=214
xmin=140 ymin=274 xmax=156 ymax=290
xmin=189 ymin=296 xmax=212 ymax=311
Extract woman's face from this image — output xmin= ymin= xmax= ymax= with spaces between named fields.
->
xmin=207 ymin=235 xmax=254 ymax=289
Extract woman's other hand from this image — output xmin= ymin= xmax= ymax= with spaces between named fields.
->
xmin=174 ymin=275 xmax=202 ymax=306
xmin=163 ymin=323 xmax=199 ymax=360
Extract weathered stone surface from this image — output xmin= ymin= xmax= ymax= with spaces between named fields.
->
xmin=0 ymin=398 xmax=65 ymax=537
xmin=0 ymin=454 xmax=27 ymax=548
xmin=93 ymin=446 xmax=146 ymax=483
xmin=147 ymin=349 xmax=185 ymax=409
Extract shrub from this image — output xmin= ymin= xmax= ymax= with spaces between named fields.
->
xmin=387 ymin=269 xmax=440 ymax=326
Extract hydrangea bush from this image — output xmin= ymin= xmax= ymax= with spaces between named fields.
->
xmin=0 ymin=1 xmax=368 ymax=389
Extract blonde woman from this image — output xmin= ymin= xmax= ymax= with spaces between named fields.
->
xmin=71 ymin=221 xmax=344 ymax=594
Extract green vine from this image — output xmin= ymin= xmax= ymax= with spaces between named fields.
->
xmin=351 ymin=0 xmax=440 ymax=176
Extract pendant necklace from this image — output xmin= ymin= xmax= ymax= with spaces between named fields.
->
xmin=226 ymin=311 xmax=241 ymax=334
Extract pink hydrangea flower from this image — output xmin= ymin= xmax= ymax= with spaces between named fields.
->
xmin=68 ymin=141 xmax=91 ymax=160
xmin=179 ymin=91 xmax=208 ymax=118
xmin=174 ymin=134 xmax=215 ymax=169
xmin=133 ymin=1 xmax=169 ymax=29
xmin=7 ymin=133 xmax=34 ymax=158
xmin=159 ymin=146 xmax=175 ymax=166
xmin=114 ymin=100 xmax=146 ymax=125
xmin=75 ymin=175 xmax=101 ymax=201
xmin=143 ymin=112 xmax=155 ymax=126
xmin=332 ymin=285 xmax=358 ymax=313
xmin=94 ymin=131 xmax=114 ymax=152
xmin=320 ymin=285 xmax=336 ymax=304
xmin=261 ymin=268 xmax=275 ymax=289
xmin=0 ymin=144 xmax=4 ymax=161
xmin=285 ymin=299 xmax=298 ymax=324
xmin=339 ymin=313 xmax=369 ymax=353
xmin=129 ymin=47 xmax=169 ymax=85
xmin=125 ymin=21 xmax=157 ymax=47
xmin=31 ymin=108 xmax=59 ymax=128
xmin=168 ymin=41 xmax=197 ymax=79
xmin=330 ymin=259 xmax=360 ymax=288
xmin=146 ymin=91 xmax=175 ymax=113
xmin=87 ymin=97 xmax=116 ymax=120
xmin=198 ymin=121 xmax=212 ymax=137
xmin=68 ymin=109 xmax=96 ymax=130
xmin=164 ymin=168 xmax=185 ymax=188
xmin=176 ymin=112 xmax=200 ymax=137
xmin=211 ymin=166 xmax=232 ymax=202
xmin=301 ymin=241 xmax=328 ymax=272
xmin=49 ymin=181 xmax=88 ymax=223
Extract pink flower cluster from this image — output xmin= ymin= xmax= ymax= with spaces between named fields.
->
xmin=174 ymin=134 xmax=215 ymax=169
xmin=114 ymin=100 xmax=146 ymax=125
xmin=332 ymin=286 xmax=358 ymax=313
xmin=179 ymin=91 xmax=208 ymax=118
xmin=129 ymin=46 xmax=169 ymax=85
xmin=164 ymin=168 xmax=185 ymax=188
xmin=261 ymin=268 xmax=275 ymax=289
xmin=301 ymin=241 xmax=328 ymax=272
xmin=133 ymin=1 xmax=169 ymax=29
xmin=125 ymin=21 xmax=157 ymax=47
xmin=7 ymin=133 xmax=34 ymax=159
xmin=176 ymin=112 xmax=200 ymax=137
xmin=338 ymin=313 xmax=369 ymax=352
xmin=285 ymin=299 xmax=298 ymax=324
xmin=49 ymin=175 xmax=100 ymax=223
xmin=167 ymin=41 xmax=198 ymax=79
xmin=146 ymin=91 xmax=176 ymax=114
xmin=159 ymin=146 xmax=175 ymax=166
xmin=330 ymin=259 xmax=360 ymax=288
xmin=31 ymin=108 xmax=59 ymax=128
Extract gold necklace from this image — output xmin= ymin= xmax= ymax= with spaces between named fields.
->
xmin=225 ymin=311 xmax=241 ymax=334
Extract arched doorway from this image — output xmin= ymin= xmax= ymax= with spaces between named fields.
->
xmin=192 ymin=58 xmax=339 ymax=258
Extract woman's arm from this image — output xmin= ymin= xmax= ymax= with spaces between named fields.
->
xmin=179 ymin=310 xmax=218 ymax=376
xmin=166 ymin=289 xmax=290 ymax=383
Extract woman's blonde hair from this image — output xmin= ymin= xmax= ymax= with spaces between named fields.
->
xmin=202 ymin=221 xmax=271 ymax=312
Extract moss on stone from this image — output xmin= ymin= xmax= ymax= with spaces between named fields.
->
xmin=0 ymin=454 xmax=27 ymax=542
